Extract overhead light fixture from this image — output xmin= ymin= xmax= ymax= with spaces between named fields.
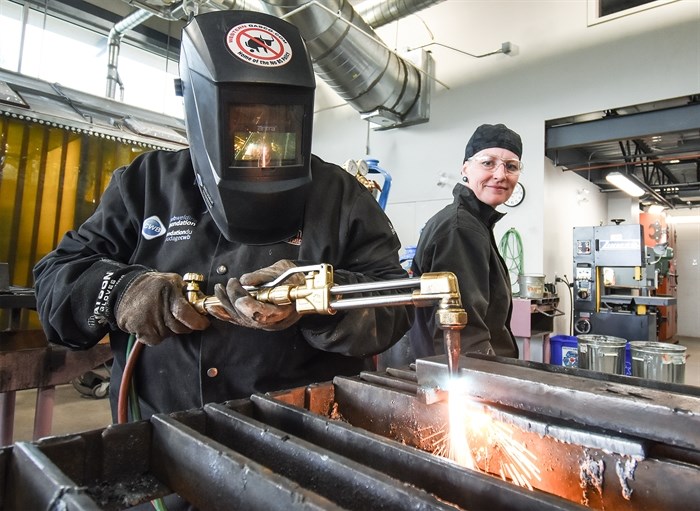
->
xmin=605 ymin=172 xmax=645 ymax=197
xmin=678 ymin=189 xmax=700 ymax=202
xmin=647 ymin=204 xmax=665 ymax=214
xmin=668 ymin=215 xmax=700 ymax=224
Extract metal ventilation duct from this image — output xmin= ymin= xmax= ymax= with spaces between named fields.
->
xmin=260 ymin=0 xmax=433 ymax=128
xmin=196 ymin=0 xmax=442 ymax=27
xmin=116 ymin=0 xmax=438 ymax=128
xmin=354 ymin=0 xmax=446 ymax=29
xmin=180 ymin=0 xmax=269 ymax=15
xmin=106 ymin=9 xmax=154 ymax=99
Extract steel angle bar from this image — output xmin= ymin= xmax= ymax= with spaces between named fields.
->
xmin=149 ymin=413 xmax=341 ymax=511
xmin=385 ymin=366 xmax=418 ymax=381
xmin=9 ymin=421 xmax=170 ymax=510
xmin=416 ymin=356 xmax=700 ymax=450
xmin=331 ymin=375 xmax=446 ymax=443
xmin=503 ymin=356 xmax=700 ymax=397
xmin=245 ymin=390 xmax=588 ymax=511
xmin=358 ymin=370 xmax=418 ymax=393
xmin=201 ymin=402 xmax=457 ymax=511
xmin=4 ymin=442 xmax=97 ymax=510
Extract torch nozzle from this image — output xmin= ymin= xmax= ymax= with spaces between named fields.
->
xmin=443 ymin=329 xmax=462 ymax=378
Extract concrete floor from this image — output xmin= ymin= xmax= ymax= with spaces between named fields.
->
xmin=11 ymin=367 xmax=113 ymax=443
xmin=7 ymin=336 xmax=700 ymax=445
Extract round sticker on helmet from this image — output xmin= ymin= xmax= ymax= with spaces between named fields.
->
xmin=226 ymin=23 xmax=293 ymax=67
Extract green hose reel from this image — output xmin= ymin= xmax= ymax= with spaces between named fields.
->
xmin=498 ymin=228 xmax=523 ymax=295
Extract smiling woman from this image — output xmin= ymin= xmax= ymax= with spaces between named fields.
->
xmin=407 ymin=123 xmax=524 ymax=361
xmin=461 ymin=124 xmax=523 ymax=208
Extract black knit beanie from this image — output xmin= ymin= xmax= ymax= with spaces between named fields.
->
xmin=464 ymin=123 xmax=522 ymax=162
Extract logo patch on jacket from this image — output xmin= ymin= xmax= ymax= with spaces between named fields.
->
xmin=166 ymin=215 xmax=196 ymax=243
xmin=142 ymin=216 xmax=166 ymax=240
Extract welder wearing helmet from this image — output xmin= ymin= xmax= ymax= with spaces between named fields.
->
xmin=33 ymin=10 xmax=411 ymax=421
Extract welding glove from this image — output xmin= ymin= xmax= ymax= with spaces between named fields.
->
xmin=115 ymin=272 xmax=210 ymax=346
xmin=210 ymin=260 xmax=303 ymax=331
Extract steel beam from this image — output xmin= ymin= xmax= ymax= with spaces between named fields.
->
xmin=546 ymin=102 xmax=700 ymax=150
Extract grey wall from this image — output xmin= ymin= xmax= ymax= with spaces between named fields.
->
xmin=674 ymin=215 xmax=700 ymax=337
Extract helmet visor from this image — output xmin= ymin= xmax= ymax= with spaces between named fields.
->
xmin=230 ymin=103 xmax=304 ymax=169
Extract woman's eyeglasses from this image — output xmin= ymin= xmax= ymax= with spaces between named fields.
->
xmin=468 ymin=155 xmax=523 ymax=175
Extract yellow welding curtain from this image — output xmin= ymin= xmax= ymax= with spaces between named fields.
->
xmin=0 ymin=116 xmax=148 ymax=328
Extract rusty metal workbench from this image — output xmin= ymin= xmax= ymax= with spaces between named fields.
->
xmin=0 ymin=330 xmax=112 ymax=446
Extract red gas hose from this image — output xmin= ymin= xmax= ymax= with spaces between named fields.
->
xmin=117 ymin=338 xmax=145 ymax=424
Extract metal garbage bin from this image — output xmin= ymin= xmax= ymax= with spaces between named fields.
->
xmin=629 ymin=341 xmax=687 ymax=384
xmin=577 ymin=334 xmax=628 ymax=375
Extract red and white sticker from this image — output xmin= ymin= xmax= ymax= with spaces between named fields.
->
xmin=226 ymin=23 xmax=292 ymax=67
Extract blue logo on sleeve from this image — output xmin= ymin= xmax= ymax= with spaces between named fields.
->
xmin=142 ymin=216 xmax=167 ymax=240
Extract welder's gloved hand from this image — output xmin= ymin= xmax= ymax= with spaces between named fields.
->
xmin=210 ymin=260 xmax=303 ymax=331
xmin=209 ymin=278 xmax=257 ymax=328
xmin=115 ymin=272 xmax=210 ymax=346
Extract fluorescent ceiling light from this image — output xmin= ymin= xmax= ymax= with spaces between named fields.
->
xmin=647 ymin=204 xmax=665 ymax=214
xmin=678 ymin=189 xmax=700 ymax=202
xmin=668 ymin=215 xmax=700 ymax=224
xmin=605 ymin=172 xmax=645 ymax=197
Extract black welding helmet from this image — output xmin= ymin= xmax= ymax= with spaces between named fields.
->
xmin=178 ymin=10 xmax=315 ymax=244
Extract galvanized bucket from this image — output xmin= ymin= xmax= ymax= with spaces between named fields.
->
xmin=577 ymin=334 xmax=628 ymax=375
xmin=518 ymin=274 xmax=545 ymax=299
xmin=629 ymin=341 xmax=687 ymax=384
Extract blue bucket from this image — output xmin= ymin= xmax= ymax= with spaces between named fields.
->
xmin=550 ymin=335 xmax=578 ymax=368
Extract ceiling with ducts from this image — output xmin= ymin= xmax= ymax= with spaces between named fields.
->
xmin=545 ymin=95 xmax=700 ymax=210
xmin=14 ymin=0 xmax=700 ymax=209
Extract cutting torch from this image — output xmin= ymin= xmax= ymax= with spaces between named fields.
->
xmin=182 ymin=264 xmax=467 ymax=377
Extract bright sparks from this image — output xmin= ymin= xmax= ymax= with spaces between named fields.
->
xmin=441 ymin=378 xmax=541 ymax=490
xmin=448 ymin=384 xmax=475 ymax=469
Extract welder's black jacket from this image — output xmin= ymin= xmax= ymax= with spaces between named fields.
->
xmin=33 ymin=149 xmax=411 ymax=420
xmin=408 ymin=184 xmax=517 ymax=358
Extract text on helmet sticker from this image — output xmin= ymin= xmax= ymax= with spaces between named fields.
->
xmin=226 ymin=23 xmax=292 ymax=67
